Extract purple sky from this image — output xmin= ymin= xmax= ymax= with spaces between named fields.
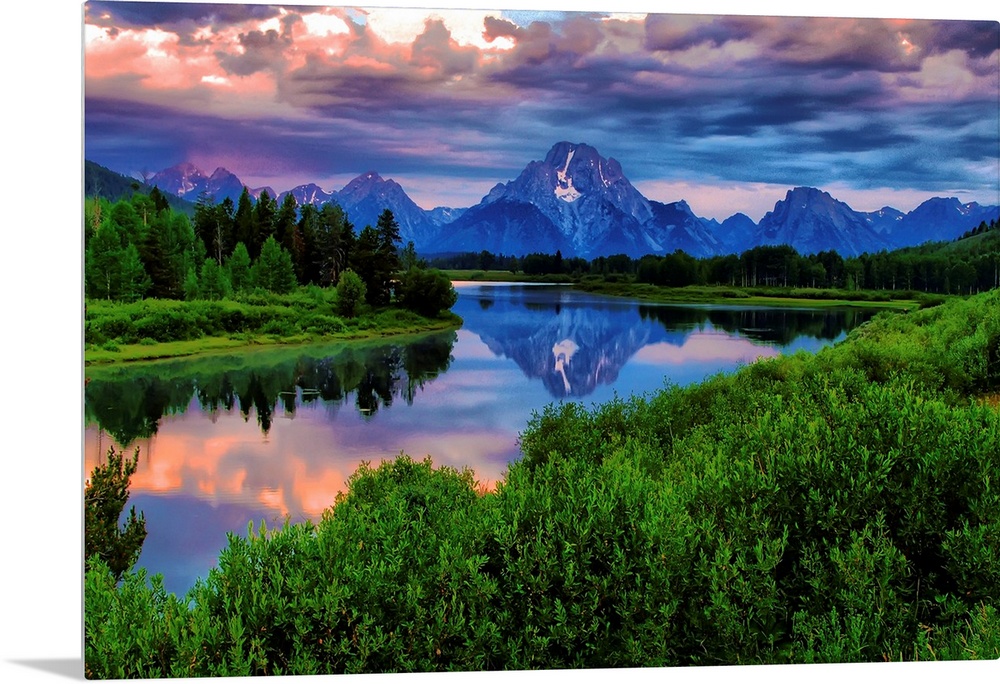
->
xmin=84 ymin=2 xmax=999 ymax=220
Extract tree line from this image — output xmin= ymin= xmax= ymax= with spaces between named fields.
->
xmin=432 ymin=217 xmax=1000 ymax=295
xmin=84 ymin=188 xmax=456 ymax=318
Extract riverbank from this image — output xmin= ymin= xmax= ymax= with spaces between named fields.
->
xmin=84 ymin=293 xmax=462 ymax=366
xmin=441 ymin=269 xmax=571 ymax=283
xmin=446 ymin=270 xmax=924 ymax=310
xmin=574 ymin=279 xmax=922 ymax=309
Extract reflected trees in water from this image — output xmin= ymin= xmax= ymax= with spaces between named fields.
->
xmin=85 ymin=332 xmax=457 ymax=445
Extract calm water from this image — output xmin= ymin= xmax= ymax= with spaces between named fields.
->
xmin=84 ymin=284 xmax=875 ymax=594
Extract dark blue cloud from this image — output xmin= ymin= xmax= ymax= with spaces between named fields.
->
xmin=925 ymin=20 xmax=999 ymax=59
xmin=83 ymin=6 xmax=999 ymax=209
xmin=86 ymin=1 xmax=280 ymax=29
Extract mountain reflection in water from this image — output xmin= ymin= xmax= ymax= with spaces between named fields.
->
xmin=84 ymin=284 xmax=874 ymax=594
xmin=453 ymin=283 xmax=872 ymax=398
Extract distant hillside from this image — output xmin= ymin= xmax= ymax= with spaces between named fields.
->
xmin=84 ymin=160 xmax=196 ymax=216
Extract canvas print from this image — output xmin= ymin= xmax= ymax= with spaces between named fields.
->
xmin=83 ymin=0 xmax=1000 ymax=678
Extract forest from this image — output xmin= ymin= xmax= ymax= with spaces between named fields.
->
xmin=84 ymin=189 xmax=457 ymax=357
xmin=432 ymin=217 xmax=1000 ymax=295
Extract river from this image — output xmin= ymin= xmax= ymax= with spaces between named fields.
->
xmin=83 ymin=283 xmax=876 ymax=594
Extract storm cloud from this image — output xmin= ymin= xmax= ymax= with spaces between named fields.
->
xmin=83 ymin=2 xmax=999 ymax=218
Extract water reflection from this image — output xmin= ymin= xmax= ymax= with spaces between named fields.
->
xmin=452 ymin=284 xmax=873 ymax=398
xmin=86 ymin=332 xmax=456 ymax=445
xmin=84 ymin=285 xmax=876 ymax=594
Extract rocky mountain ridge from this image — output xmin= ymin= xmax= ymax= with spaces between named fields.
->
xmin=110 ymin=143 xmax=999 ymax=258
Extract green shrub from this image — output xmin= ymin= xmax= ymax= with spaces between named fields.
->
xmin=395 ymin=268 xmax=457 ymax=317
xmin=335 ymin=270 xmax=366 ymax=318
xmin=84 ymin=290 xmax=1000 ymax=675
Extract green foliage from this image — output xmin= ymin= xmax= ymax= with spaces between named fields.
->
xmin=395 ymin=267 xmax=458 ymax=317
xmin=85 ymin=562 xmax=185 ymax=679
xmin=253 ymin=235 xmax=298 ymax=294
xmin=335 ymin=269 xmax=366 ymax=318
xmin=85 ymin=221 xmax=151 ymax=301
xmin=84 ymin=447 xmax=147 ymax=582
xmin=84 ymin=291 xmax=1000 ymax=675
xmin=198 ymin=257 xmax=232 ymax=300
xmin=225 ymin=242 xmax=252 ymax=293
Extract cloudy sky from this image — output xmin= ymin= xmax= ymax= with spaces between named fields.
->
xmin=84 ymin=1 xmax=999 ymax=220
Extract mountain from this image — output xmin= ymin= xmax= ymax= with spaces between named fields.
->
xmin=753 ymin=187 xmax=891 ymax=257
xmin=859 ymin=206 xmax=905 ymax=237
xmin=886 ymin=197 xmax=998 ymax=247
xmin=101 ymin=149 xmax=998 ymax=259
xmin=711 ymin=212 xmax=757 ymax=254
xmin=430 ymin=141 xmax=720 ymax=258
xmin=147 ymin=163 xmax=455 ymax=246
xmin=426 ymin=206 xmax=467 ymax=227
xmin=280 ymin=183 xmax=337 ymax=207
xmin=149 ymin=163 xmax=254 ymax=205
xmin=84 ymin=160 xmax=196 ymax=215
xmin=433 ymin=199 xmax=572 ymax=256
xmin=648 ymin=200 xmax=721 ymax=258
xmin=333 ymin=172 xmax=442 ymax=246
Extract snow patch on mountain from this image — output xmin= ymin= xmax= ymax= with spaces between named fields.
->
xmin=554 ymin=147 xmax=582 ymax=203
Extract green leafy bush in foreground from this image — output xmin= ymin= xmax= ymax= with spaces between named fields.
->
xmin=85 ymin=290 xmax=1000 ymax=676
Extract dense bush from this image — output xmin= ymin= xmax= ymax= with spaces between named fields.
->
xmin=395 ymin=267 xmax=458 ymax=317
xmin=335 ymin=269 xmax=366 ymax=318
xmin=85 ymin=290 xmax=1000 ymax=676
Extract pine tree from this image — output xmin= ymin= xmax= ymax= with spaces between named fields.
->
xmin=314 ymin=203 xmax=355 ymax=286
xmin=86 ymin=221 xmax=125 ymax=300
xmin=352 ymin=225 xmax=383 ymax=305
xmin=85 ymin=447 xmax=147 ymax=582
xmin=253 ymin=189 xmax=278 ymax=253
xmin=233 ymin=187 xmax=256 ymax=258
xmin=226 ymin=242 xmax=252 ymax=293
xmin=255 ymin=236 xmax=298 ymax=294
xmin=199 ymin=257 xmax=231 ymax=300
xmin=118 ymin=243 xmax=151 ymax=302
xmin=376 ymin=208 xmax=402 ymax=274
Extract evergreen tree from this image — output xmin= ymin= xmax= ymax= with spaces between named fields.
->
xmin=254 ymin=235 xmax=298 ymax=294
xmin=376 ymin=208 xmax=402 ymax=274
xmin=183 ymin=266 xmax=200 ymax=300
xmin=351 ymin=225 xmax=383 ymax=305
xmin=354 ymin=209 xmax=403 ymax=306
xmin=275 ymin=193 xmax=304 ymax=279
xmin=296 ymin=204 xmax=320 ymax=284
xmin=396 ymin=267 xmax=457 ymax=316
xmin=118 ymin=244 xmax=151 ymax=302
xmin=148 ymin=186 xmax=170 ymax=213
xmin=315 ymin=203 xmax=354 ymax=286
xmin=401 ymin=241 xmax=424 ymax=271
xmin=86 ymin=221 xmax=125 ymax=300
xmin=84 ymin=447 xmax=147 ymax=583
xmin=226 ymin=242 xmax=252 ymax=293
xmin=110 ymin=198 xmax=144 ymax=246
xmin=194 ymin=192 xmax=234 ymax=265
xmin=141 ymin=211 xmax=197 ymax=299
xmin=233 ymin=187 xmax=256 ymax=258
xmin=199 ymin=257 xmax=231 ymax=300
xmin=253 ymin=189 xmax=278 ymax=253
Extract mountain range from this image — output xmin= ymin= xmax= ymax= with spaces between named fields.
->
xmin=91 ymin=142 xmax=998 ymax=258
